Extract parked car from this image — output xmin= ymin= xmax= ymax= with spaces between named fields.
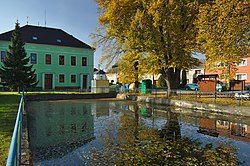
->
xmin=234 ymin=90 xmax=250 ymax=100
xmin=216 ymin=83 xmax=227 ymax=92
xmin=184 ymin=84 xmax=199 ymax=91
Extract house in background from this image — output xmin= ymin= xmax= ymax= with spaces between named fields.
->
xmin=93 ymin=68 xmax=108 ymax=80
xmin=205 ymin=56 xmax=250 ymax=86
xmin=106 ymin=68 xmax=119 ymax=84
xmin=235 ymin=56 xmax=250 ymax=86
xmin=0 ymin=25 xmax=94 ymax=90
xmin=186 ymin=60 xmax=205 ymax=84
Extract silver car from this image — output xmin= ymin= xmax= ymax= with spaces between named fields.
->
xmin=234 ymin=91 xmax=250 ymax=100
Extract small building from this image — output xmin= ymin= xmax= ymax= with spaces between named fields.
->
xmin=93 ymin=69 xmax=108 ymax=80
xmin=92 ymin=68 xmax=109 ymax=93
xmin=229 ymin=80 xmax=245 ymax=91
xmin=0 ymin=25 xmax=94 ymax=91
xmin=197 ymin=74 xmax=218 ymax=92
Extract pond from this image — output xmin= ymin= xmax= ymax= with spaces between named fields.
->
xmin=27 ymin=99 xmax=250 ymax=165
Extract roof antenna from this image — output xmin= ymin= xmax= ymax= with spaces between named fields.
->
xmin=26 ymin=16 xmax=29 ymax=25
xmin=38 ymin=21 xmax=40 ymax=26
xmin=45 ymin=9 xmax=47 ymax=27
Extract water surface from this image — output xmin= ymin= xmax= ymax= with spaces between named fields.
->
xmin=27 ymin=99 xmax=250 ymax=165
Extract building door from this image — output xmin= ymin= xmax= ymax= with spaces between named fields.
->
xmin=45 ymin=74 xmax=53 ymax=90
xmin=82 ymin=75 xmax=87 ymax=90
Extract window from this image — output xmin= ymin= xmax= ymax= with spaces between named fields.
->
xmin=216 ymin=62 xmax=228 ymax=68
xmin=1 ymin=51 xmax=6 ymax=62
xmin=59 ymin=74 xmax=65 ymax=83
xmin=71 ymin=56 xmax=76 ymax=66
xmin=59 ymin=55 xmax=64 ymax=65
xmin=71 ymin=74 xmax=76 ymax=83
xmin=30 ymin=53 xmax=37 ymax=64
xmin=195 ymin=70 xmax=201 ymax=74
xmin=45 ymin=54 xmax=51 ymax=64
xmin=236 ymin=73 xmax=247 ymax=80
xmin=82 ymin=57 xmax=87 ymax=66
xmin=32 ymin=36 xmax=38 ymax=40
xmin=237 ymin=59 xmax=247 ymax=66
xmin=57 ymin=39 xmax=62 ymax=43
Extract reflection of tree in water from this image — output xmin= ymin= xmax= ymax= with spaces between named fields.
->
xmin=91 ymin=107 xmax=238 ymax=166
xmin=160 ymin=110 xmax=181 ymax=140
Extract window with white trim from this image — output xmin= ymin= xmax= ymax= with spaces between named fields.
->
xmin=237 ymin=59 xmax=247 ymax=66
xmin=236 ymin=73 xmax=247 ymax=80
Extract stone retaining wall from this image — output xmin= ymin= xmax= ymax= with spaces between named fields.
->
xmin=25 ymin=93 xmax=117 ymax=101
xmin=117 ymin=94 xmax=250 ymax=117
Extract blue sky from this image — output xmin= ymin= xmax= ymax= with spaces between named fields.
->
xmin=0 ymin=0 xmax=103 ymax=68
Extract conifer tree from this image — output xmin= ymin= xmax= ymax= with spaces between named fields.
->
xmin=0 ymin=22 xmax=38 ymax=93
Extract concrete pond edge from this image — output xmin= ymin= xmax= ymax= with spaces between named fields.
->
xmin=116 ymin=94 xmax=250 ymax=117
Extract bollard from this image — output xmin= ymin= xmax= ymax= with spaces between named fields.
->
xmin=214 ymin=92 xmax=216 ymax=104
xmin=195 ymin=89 xmax=198 ymax=100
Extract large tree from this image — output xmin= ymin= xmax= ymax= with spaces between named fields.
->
xmin=196 ymin=0 xmax=250 ymax=82
xmin=95 ymin=0 xmax=202 ymax=95
xmin=0 ymin=22 xmax=38 ymax=93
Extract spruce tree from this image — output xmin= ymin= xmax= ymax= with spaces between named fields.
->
xmin=0 ymin=22 xmax=38 ymax=93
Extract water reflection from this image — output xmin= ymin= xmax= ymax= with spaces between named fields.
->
xmin=27 ymin=100 xmax=250 ymax=165
xmin=159 ymin=110 xmax=181 ymax=140
xmin=27 ymin=101 xmax=94 ymax=161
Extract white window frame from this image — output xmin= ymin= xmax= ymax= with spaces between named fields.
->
xmin=237 ymin=59 xmax=247 ymax=67
xmin=236 ymin=73 xmax=247 ymax=80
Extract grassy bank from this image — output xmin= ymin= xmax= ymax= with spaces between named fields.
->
xmin=0 ymin=94 xmax=20 ymax=165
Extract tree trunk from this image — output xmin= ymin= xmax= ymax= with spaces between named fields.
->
xmin=181 ymin=70 xmax=187 ymax=88
xmin=162 ymin=67 xmax=181 ymax=97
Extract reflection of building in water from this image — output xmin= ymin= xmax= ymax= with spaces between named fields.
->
xmin=198 ymin=118 xmax=250 ymax=142
xmin=28 ymin=101 xmax=94 ymax=160
xmin=216 ymin=120 xmax=250 ymax=142
xmin=91 ymin=102 xmax=110 ymax=117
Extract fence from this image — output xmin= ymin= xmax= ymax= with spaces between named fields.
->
xmin=118 ymin=88 xmax=250 ymax=107
xmin=6 ymin=91 xmax=24 ymax=166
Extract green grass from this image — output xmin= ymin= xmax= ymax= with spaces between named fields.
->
xmin=0 ymin=94 xmax=20 ymax=165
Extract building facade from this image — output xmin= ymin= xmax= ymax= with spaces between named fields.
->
xmin=205 ymin=56 xmax=250 ymax=86
xmin=0 ymin=25 xmax=94 ymax=90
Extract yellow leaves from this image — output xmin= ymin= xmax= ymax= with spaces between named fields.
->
xmin=196 ymin=0 xmax=249 ymax=65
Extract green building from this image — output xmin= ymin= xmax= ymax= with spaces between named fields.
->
xmin=0 ymin=25 xmax=94 ymax=90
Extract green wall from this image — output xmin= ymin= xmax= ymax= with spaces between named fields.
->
xmin=0 ymin=41 xmax=94 ymax=90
